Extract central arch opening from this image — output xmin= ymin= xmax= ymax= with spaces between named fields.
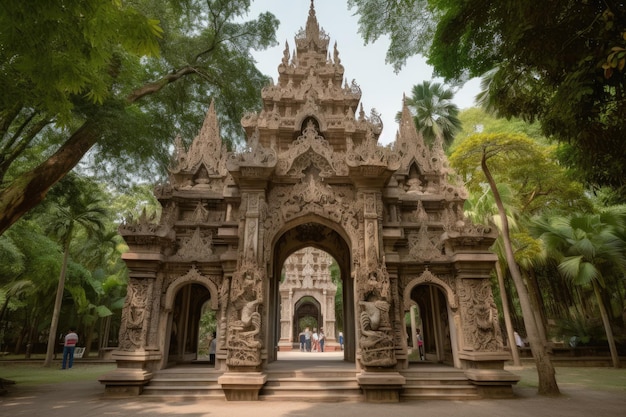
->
xmin=278 ymin=248 xmax=343 ymax=353
xmin=267 ymin=221 xmax=355 ymax=366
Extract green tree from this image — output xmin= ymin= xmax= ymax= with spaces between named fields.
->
xmin=42 ymin=188 xmax=107 ymax=367
xmin=349 ymin=0 xmax=626 ymax=200
xmin=0 ymin=0 xmax=279 ymax=235
xmin=450 ymin=132 xmax=560 ymax=395
xmin=530 ymin=211 xmax=626 ymax=368
xmin=0 ymin=221 xmax=62 ymax=355
xmin=396 ymin=81 xmax=461 ymax=147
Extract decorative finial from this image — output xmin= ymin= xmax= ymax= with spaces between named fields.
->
xmin=333 ymin=41 xmax=341 ymax=65
xmin=306 ymin=0 xmax=320 ymax=41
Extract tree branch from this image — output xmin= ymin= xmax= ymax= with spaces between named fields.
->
xmin=126 ymin=66 xmax=198 ymax=103
xmin=0 ymin=120 xmax=99 ymax=235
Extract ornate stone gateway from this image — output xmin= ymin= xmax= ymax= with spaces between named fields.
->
xmin=100 ymin=2 xmax=519 ymax=401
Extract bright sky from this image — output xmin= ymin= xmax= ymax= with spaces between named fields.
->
xmin=246 ymin=0 xmax=481 ymax=145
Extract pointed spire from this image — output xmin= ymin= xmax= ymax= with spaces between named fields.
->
xmin=333 ymin=41 xmax=341 ymax=65
xmin=399 ymin=99 xmax=422 ymax=148
xmin=282 ymin=41 xmax=290 ymax=66
xmin=305 ymin=0 xmax=320 ymax=41
xmin=196 ymin=99 xmax=220 ymax=148
xmin=295 ymin=0 xmax=329 ymax=52
xmin=173 ymin=99 xmax=225 ymax=175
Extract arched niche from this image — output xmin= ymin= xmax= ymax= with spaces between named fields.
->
xmin=163 ymin=266 xmax=219 ymax=312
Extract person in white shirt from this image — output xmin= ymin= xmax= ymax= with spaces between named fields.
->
xmin=62 ymin=328 xmax=79 ymax=369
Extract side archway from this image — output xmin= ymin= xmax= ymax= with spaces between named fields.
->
xmin=402 ymin=269 xmax=461 ymax=367
xmin=160 ymin=267 xmax=220 ymax=367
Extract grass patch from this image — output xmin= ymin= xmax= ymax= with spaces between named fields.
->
xmin=509 ymin=366 xmax=626 ymax=392
xmin=0 ymin=362 xmax=115 ymax=386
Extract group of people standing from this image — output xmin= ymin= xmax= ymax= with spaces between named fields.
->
xmin=299 ymin=327 xmax=326 ymax=352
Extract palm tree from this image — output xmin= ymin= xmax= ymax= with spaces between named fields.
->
xmin=42 ymin=193 xmax=107 ymax=367
xmin=396 ymin=80 xmax=462 ymax=148
xmin=531 ymin=211 xmax=626 ymax=368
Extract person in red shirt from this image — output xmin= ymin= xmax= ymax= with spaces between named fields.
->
xmin=62 ymin=328 xmax=79 ymax=369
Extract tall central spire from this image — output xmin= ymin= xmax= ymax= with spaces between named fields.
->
xmin=295 ymin=0 xmax=329 ymax=53
xmin=305 ymin=0 xmax=320 ymax=41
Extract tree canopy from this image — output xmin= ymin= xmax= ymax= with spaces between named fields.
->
xmin=0 ymin=0 xmax=279 ymax=235
xmin=349 ymin=0 xmax=626 ymax=200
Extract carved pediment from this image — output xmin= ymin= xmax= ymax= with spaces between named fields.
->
xmin=170 ymin=227 xmax=214 ymax=261
xmin=346 ymin=128 xmax=399 ymax=170
xmin=276 ymin=120 xmax=346 ymax=177
xmin=227 ymin=129 xmax=277 ymax=171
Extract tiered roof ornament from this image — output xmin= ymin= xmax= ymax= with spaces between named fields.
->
xmin=241 ymin=0 xmax=381 ymax=155
xmin=168 ymin=100 xmax=229 ymax=191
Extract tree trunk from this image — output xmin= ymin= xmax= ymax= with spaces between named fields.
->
xmin=524 ymin=269 xmax=549 ymax=344
xmin=593 ymin=281 xmax=621 ymax=368
xmin=496 ymin=262 xmax=521 ymax=366
xmin=0 ymin=121 xmax=99 ymax=235
xmin=43 ymin=245 xmax=70 ymax=367
xmin=84 ymin=324 xmax=95 ymax=357
xmin=482 ymin=151 xmax=560 ymax=395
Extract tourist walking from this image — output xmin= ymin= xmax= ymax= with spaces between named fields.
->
xmin=319 ymin=328 xmax=325 ymax=352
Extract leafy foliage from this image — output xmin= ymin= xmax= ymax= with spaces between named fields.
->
xmin=450 ymin=132 xmax=591 ymax=215
xmin=350 ymin=0 xmax=626 ymax=200
xmin=0 ymin=0 xmax=280 ymax=235
xmin=396 ymin=81 xmax=461 ymax=147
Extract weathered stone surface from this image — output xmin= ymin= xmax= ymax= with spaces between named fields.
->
xmin=101 ymin=0 xmax=517 ymax=400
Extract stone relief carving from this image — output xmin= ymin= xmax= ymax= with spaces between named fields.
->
xmin=225 ymin=259 xmax=265 ymax=367
xmin=408 ymin=225 xmax=445 ymax=262
xmin=346 ymin=126 xmax=397 ymax=169
xmin=458 ymin=279 xmax=504 ymax=352
xmin=276 ymin=120 xmax=345 ymax=177
xmin=118 ymin=279 xmax=150 ymax=351
xmin=227 ymin=128 xmax=277 ymax=169
xmin=118 ymin=208 xmax=159 ymax=234
xmin=356 ymin=262 xmax=396 ymax=367
xmin=263 ymin=172 xmax=360 ymax=260
xmin=171 ymin=228 xmax=214 ymax=261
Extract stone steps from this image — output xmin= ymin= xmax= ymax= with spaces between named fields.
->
xmin=140 ymin=364 xmax=480 ymax=401
xmin=142 ymin=367 xmax=224 ymax=399
xmin=400 ymin=368 xmax=480 ymax=400
xmin=259 ymin=369 xmax=362 ymax=402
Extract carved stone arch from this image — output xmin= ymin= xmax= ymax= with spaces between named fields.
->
xmin=163 ymin=266 xmax=219 ymax=312
xmin=294 ymin=114 xmax=327 ymax=135
xmin=396 ymin=157 xmax=421 ymax=177
xmin=294 ymin=294 xmax=323 ymax=313
xmin=403 ymin=269 xmax=457 ymax=311
xmin=269 ymin=214 xmax=353 ymax=271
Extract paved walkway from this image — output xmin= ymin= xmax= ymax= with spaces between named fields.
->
xmin=1 ymin=352 xmax=625 ymax=417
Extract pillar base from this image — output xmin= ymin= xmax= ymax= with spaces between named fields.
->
xmin=98 ymin=349 xmax=161 ymax=396
xmin=459 ymin=351 xmax=520 ymax=398
xmin=357 ymin=372 xmax=406 ymax=403
xmin=218 ymin=372 xmax=267 ymax=401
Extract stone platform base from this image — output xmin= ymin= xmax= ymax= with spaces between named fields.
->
xmin=218 ymin=372 xmax=267 ymax=401
xmin=357 ymin=372 xmax=406 ymax=403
